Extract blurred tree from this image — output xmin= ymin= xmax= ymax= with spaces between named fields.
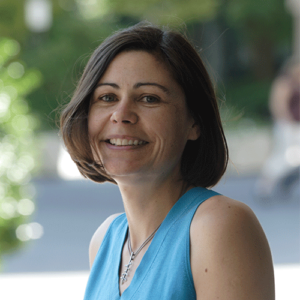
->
xmin=0 ymin=0 xmax=28 ymax=43
xmin=0 ymin=37 xmax=42 ymax=265
xmin=221 ymin=0 xmax=292 ymax=121
xmin=0 ymin=0 xmax=116 ymax=129
xmin=22 ymin=14 xmax=113 ymax=129
xmin=224 ymin=0 xmax=292 ymax=79
xmin=75 ymin=0 xmax=219 ymax=24
xmin=0 ymin=0 xmax=293 ymax=127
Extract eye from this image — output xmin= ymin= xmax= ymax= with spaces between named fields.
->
xmin=142 ymin=95 xmax=160 ymax=103
xmin=99 ymin=94 xmax=117 ymax=102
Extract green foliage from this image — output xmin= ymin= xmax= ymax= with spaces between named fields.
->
xmin=21 ymin=11 xmax=115 ymax=130
xmin=106 ymin=0 xmax=219 ymax=25
xmin=75 ymin=0 xmax=219 ymax=24
xmin=224 ymin=78 xmax=273 ymax=121
xmin=0 ymin=0 xmax=28 ymax=42
xmin=0 ymin=37 xmax=41 ymax=261
xmin=224 ymin=0 xmax=292 ymax=42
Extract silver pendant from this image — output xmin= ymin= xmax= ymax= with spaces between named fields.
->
xmin=120 ymin=225 xmax=160 ymax=285
xmin=120 ymin=253 xmax=135 ymax=284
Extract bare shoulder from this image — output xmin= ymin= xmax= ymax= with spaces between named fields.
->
xmin=191 ymin=195 xmax=258 ymax=228
xmin=190 ymin=195 xmax=275 ymax=300
xmin=89 ymin=213 xmax=123 ymax=268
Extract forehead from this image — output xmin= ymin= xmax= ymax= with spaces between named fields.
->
xmin=99 ymin=50 xmax=174 ymax=84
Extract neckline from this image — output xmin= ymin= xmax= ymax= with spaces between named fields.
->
xmin=116 ymin=186 xmax=208 ymax=298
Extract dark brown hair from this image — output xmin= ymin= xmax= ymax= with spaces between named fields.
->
xmin=60 ymin=22 xmax=228 ymax=187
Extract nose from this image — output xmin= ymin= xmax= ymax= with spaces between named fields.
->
xmin=110 ymin=99 xmax=138 ymax=125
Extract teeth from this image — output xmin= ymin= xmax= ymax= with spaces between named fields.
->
xmin=109 ymin=138 xmax=146 ymax=146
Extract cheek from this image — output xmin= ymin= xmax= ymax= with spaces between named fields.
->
xmin=87 ymin=117 xmax=104 ymax=163
xmin=88 ymin=110 xmax=104 ymax=137
xmin=87 ymin=118 xmax=96 ymax=137
xmin=168 ymin=107 xmax=190 ymax=133
xmin=155 ymin=110 xmax=190 ymax=147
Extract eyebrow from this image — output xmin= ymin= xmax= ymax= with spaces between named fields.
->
xmin=134 ymin=82 xmax=170 ymax=94
xmin=95 ymin=82 xmax=170 ymax=94
xmin=95 ymin=83 xmax=119 ymax=89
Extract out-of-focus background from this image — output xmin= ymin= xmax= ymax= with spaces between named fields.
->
xmin=0 ymin=0 xmax=299 ymax=299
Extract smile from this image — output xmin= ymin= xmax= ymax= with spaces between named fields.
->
xmin=106 ymin=138 xmax=148 ymax=146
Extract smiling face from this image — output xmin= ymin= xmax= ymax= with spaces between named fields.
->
xmin=88 ymin=50 xmax=200 ymax=185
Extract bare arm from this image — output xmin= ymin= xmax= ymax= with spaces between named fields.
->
xmin=89 ymin=213 xmax=122 ymax=268
xmin=190 ymin=196 xmax=275 ymax=300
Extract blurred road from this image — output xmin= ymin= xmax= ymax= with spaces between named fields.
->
xmin=2 ymin=175 xmax=299 ymax=273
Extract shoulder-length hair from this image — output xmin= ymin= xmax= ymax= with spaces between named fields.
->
xmin=60 ymin=22 xmax=228 ymax=187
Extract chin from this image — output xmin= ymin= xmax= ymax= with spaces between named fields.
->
xmin=104 ymin=164 xmax=144 ymax=179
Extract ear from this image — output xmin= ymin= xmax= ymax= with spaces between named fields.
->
xmin=188 ymin=122 xmax=200 ymax=141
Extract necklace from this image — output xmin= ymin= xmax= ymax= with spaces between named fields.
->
xmin=120 ymin=225 xmax=160 ymax=284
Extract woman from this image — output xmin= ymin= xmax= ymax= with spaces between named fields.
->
xmin=60 ymin=23 xmax=275 ymax=299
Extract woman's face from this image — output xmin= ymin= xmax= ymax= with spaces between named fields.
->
xmin=88 ymin=50 xmax=199 ymax=184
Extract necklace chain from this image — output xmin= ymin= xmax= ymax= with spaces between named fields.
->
xmin=127 ymin=226 xmax=159 ymax=257
xmin=120 ymin=225 xmax=160 ymax=284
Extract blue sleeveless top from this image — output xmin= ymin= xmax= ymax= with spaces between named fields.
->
xmin=84 ymin=187 xmax=219 ymax=300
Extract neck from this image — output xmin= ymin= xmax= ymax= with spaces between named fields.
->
xmin=115 ymin=175 xmax=190 ymax=250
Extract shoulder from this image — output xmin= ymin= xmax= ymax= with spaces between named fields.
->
xmin=190 ymin=195 xmax=262 ymax=253
xmin=191 ymin=194 xmax=257 ymax=230
xmin=89 ymin=213 xmax=123 ymax=268
xmin=190 ymin=195 xmax=275 ymax=299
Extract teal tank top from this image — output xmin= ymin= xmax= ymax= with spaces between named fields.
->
xmin=84 ymin=187 xmax=219 ymax=300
